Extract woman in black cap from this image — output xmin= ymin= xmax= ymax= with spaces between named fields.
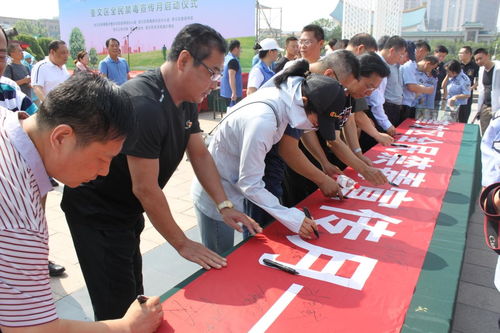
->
xmin=191 ymin=59 xmax=346 ymax=255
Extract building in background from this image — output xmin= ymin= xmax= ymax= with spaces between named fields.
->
xmin=404 ymin=0 xmax=499 ymax=33
xmin=332 ymin=0 xmax=499 ymax=42
xmin=331 ymin=0 xmax=402 ymax=39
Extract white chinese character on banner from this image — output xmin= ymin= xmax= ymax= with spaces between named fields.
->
xmin=259 ymin=236 xmax=377 ymax=290
xmin=380 ymin=168 xmax=426 ymax=187
xmin=315 ymin=206 xmax=401 ymax=242
xmin=416 ymin=119 xmax=450 ymax=126
xmin=373 ymin=153 xmax=435 ymax=169
xmin=340 ymin=186 xmax=414 ymax=208
xmin=405 ymin=126 xmax=444 ymax=138
xmin=404 ymin=155 xmax=434 ymax=170
xmin=397 ymin=135 xmax=443 ymax=145
xmin=384 ymin=145 xmax=440 ymax=156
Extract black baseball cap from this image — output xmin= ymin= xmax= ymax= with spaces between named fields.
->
xmin=302 ymin=73 xmax=346 ymax=141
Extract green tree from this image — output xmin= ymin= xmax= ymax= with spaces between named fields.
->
xmin=37 ymin=37 xmax=52 ymax=56
xmin=310 ymin=17 xmax=342 ymax=42
xmin=89 ymin=48 xmax=99 ymax=68
xmin=69 ymin=27 xmax=86 ymax=60
xmin=428 ymin=39 xmax=496 ymax=62
xmin=16 ymin=34 xmax=44 ymax=60
xmin=14 ymin=20 xmax=48 ymax=38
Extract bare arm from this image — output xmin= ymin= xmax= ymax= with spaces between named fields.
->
xmin=32 ymin=85 xmax=45 ymax=102
xmin=302 ymin=131 xmax=387 ymax=186
xmin=342 ymin=116 xmax=372 ymax=165
xmin=228 ymin=69 xmax=237 ymax=100
xmin=406 ymin=83 xmax=434 ymax=94
xmin=354 ymin=111 xmax=394 ymax=146
xmin=127 ymin=154 xmax=227 ymax=269
xmin=14 ymin=77 xmax=31 ymax=87
xmin=441 ymin=74 xmax=449 ymax=98
xmin=1 ymin=296 xmax=163 ymax=333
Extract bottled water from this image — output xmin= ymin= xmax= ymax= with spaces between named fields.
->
xmin=336 ymin=175 xmax=360 ymax=190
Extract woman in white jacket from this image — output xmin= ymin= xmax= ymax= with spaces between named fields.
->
xmin=192 ymin=59 xmax=346 ymax=254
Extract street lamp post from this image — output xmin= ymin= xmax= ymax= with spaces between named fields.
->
xmin=123 ymin=26 xmax=138 ymax=67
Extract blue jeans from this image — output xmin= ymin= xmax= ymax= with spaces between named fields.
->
xmin=194 ymin=205 xmax=234 ymax=255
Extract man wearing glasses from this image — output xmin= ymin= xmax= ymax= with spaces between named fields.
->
xmin=298 ymin=24 xmax=324 ymax=64
xmin=61 ymin=23 xmax=261 ymax=321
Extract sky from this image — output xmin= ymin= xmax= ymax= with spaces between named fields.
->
xmin=1 ymin=0 xmax=498 ymax=32
xmin=0 ymin=0 xmax=337 ymax=32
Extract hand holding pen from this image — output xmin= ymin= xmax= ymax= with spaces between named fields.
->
xmin=303 ymin=207 xmax=320 ymax=239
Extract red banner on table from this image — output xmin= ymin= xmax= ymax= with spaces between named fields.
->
xmin=158 ymin=119 xmax=465 ymax=332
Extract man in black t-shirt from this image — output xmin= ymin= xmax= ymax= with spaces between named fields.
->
xmin=61 ymin=24 xmax=260 ymax=321
xmin=458 ymin=46 xmax=479 ymax=123
xmin=474 ymin=48 xmax=499 ymax=134
xmin=432 ymin=45 xmax=448 ymax=108
xmin=274 ymin=36 xmax=299 ymax=73
xmin=220 ymin=39 xmax=242 ymax=106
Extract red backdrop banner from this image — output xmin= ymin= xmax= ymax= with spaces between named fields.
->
xmin=158 ymin=119 xmax=465 ymax=332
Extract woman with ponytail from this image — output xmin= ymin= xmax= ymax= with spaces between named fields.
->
xmin=192 ymin=59 xmax=346 ymax=254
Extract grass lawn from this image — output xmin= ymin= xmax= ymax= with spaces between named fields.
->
xmin=67 ymin=36 xmax=257 ymax=73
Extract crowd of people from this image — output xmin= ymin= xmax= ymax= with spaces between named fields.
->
xmin=0 ymin=19 xmax=499 ymax=333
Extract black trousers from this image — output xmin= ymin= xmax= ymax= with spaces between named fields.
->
xmin=359 ymin=103 xmax=401 ymax=152
xmin=384 ymin=102 xmax=403 ymax=126
xmin=281 ymin=139 xmax=346 ymax=208
xmin=66 ymin=213 xmax=145 ymax=321
xmin=458 ymin=92 xmax=474 ymax=123
xmin=400 ymin=105 xmax=416 ymax=124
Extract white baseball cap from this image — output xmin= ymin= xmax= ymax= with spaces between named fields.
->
xmin=258 ymin=38 xmax=283 ymax=51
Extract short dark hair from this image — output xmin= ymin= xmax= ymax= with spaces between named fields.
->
xmin=48 ymin=40 xmax=66 ymax=53
xmin=285 ymin=36 xmax=298 ymax=46
xmin=444 ymin=59 xmax=462 ymax=74
xmin=377 ymin=35 xmax=390 ymax=51
xmin=434 ymin=45 xmax=448 ymax=54
xmin=105 ymin=38 xmax=120 ymax=48
xmin=358 ymin=52 xmax=390 ymax=78
xmin=383 ymin=36 xmax=406 ymax=51
xmin=423 ymin=55 xmax=439 ymax=65
xmin=258 ymin=49 xmax=270 ymax=59
xmin=168 ymin=23 xmax=227 ymax=64
xmin=37 ymin=73 xmax=134 ymax=146
xmin=348 ymin=33 xmax=377 ymax=51
xmin=415 ymin=40 xmax=431 ymax=52
xmin=474 ymin=48 xmax=489 ymax=56
xmin=460 ymin=46 xmax=472 ymax=54
xmin=228 ymin=39 xmax=240 ymax=52
xmin=328 ymin=39 xmax=338 ymax=48
xmin=7 ymin=42 xmax=20 ymax=56
xmin=338 ymin=39 xmax=349 ymax=49
xmin=302 ymin=24 xmax=325 ymax=41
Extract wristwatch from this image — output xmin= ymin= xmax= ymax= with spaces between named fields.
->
xmin=217 ymin=200 xmax=234 ymax=213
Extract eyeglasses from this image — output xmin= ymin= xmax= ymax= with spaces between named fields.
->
xmin=298 ymin=39 xmax=315 ymax=46
xmin=198 ymin=60 xmax=222 ymax=81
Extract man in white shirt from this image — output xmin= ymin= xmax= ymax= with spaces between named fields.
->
xmin=31 ymin=40 xmax=70 ymax=102
xmin=473 ymin=48 xmax=500 ymax=134
xmin=366 ymin=36 xmax=407 ymax=136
